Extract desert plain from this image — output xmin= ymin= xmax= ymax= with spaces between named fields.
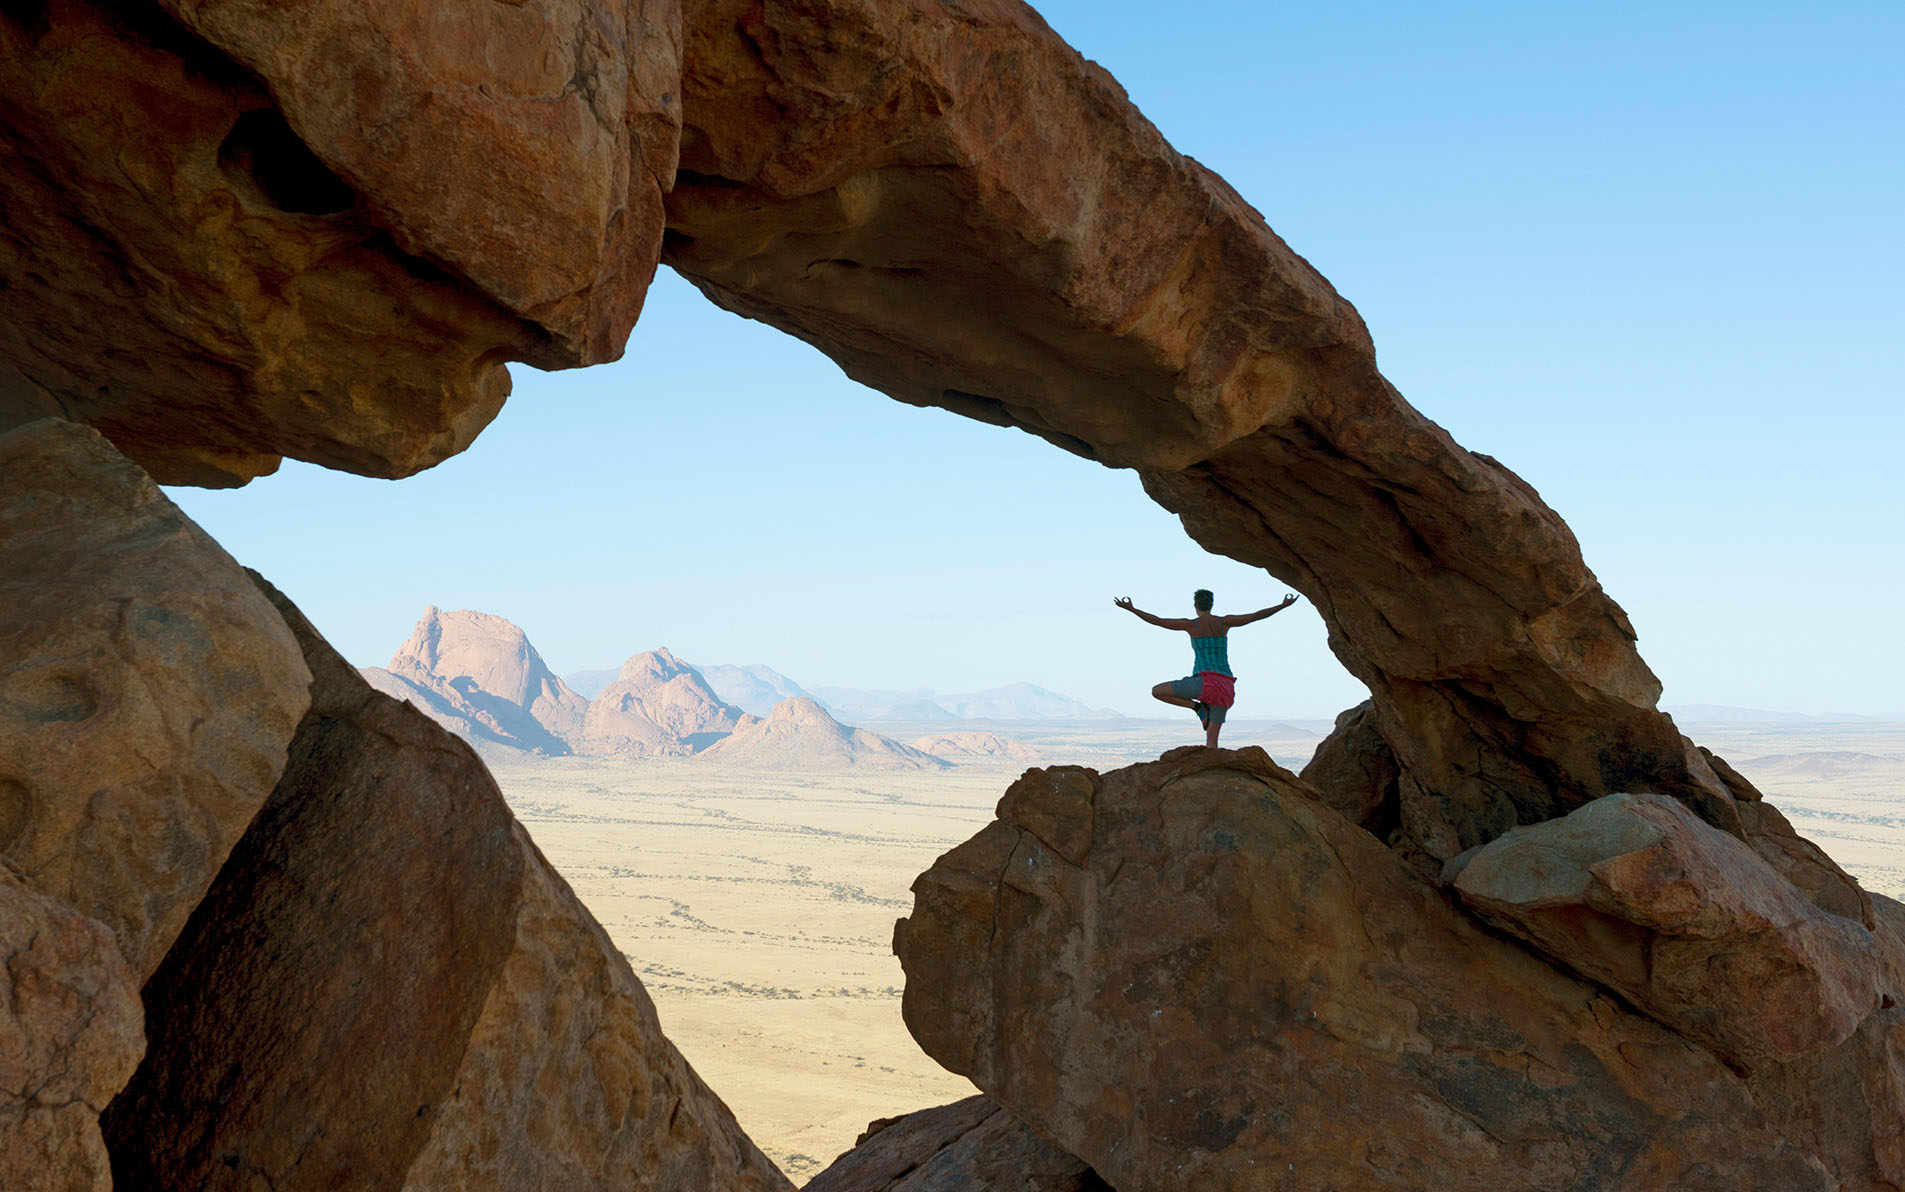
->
xmin=489 ymin=715 xmax=1905 ymax=1181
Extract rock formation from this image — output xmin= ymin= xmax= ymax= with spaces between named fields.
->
xmin=0 ymin=0 xmax=677 ymax=485
xmin=0 ymin=867 xmax=144 ymax=1192
xmin=101 ymin=577 xmax=791 ymax=1192
xmin=698 ymin=698 xmax=949 ymax=771
xmin=581 ymin=647 xmax=748 ymax=756
xmin=912 ymin=732 xmax=1042 ymax=764
xmin=0 ymin=419 xmax=311 ymax=978
xmin=896 ymin=749 xmax=1898 ymax=1189
xmin=661 ymin=0 xmax=1723 ymax=863
xmin=372 ymin=605 xmax=589 ymax=755
xmin=806 ymin=1096 xmax=1107 ymax=1192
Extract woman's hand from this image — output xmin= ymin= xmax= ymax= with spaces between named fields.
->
xmin=1279 ymin=593 xmax=1299 ymax=609
xmin=1114 ymin=596 xmax=1135 ymax=612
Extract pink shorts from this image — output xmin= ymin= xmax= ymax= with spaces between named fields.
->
xmin=1169 ymin=672 xmax=1236 ymax=711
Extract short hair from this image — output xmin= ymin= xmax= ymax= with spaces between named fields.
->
xmin=1193 ymin=589 xmax=1214 ymax=611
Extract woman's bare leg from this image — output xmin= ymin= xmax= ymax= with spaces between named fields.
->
xmin=1151 ymin=681 xmax=1196 ymax=711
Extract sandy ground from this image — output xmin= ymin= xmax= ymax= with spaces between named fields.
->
xmin=489 ymin=717 xmax=1905 ymax=1181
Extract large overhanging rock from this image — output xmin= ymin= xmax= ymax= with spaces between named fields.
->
xmin=0 ymin=0 xmax=677 ymax=484
xmin=896 ymin=750 xmax=1869 ymax=1189
xmin=662 ymin=0 xmax=1721 ymax=860
xmin=102 ymin=578 xmax=792 ymax=1191
xmin=0 ymin=418 xmax=310 ymax=978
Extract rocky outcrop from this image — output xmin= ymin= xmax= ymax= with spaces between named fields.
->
xmin=663 ymin=0 xmax=1714 ymax=862
xmin=897 ymin=749 xmax=1860 ymax=1190
xmin=912 ymin=732 xmax=1041 ymax=764
xmin=0 ymin=867 xmax=144 ymax=1192
xmin=1447 ymin=793 xmax=1889 ymax=1073
xmin=102 ymin=579 xmax=791 ymax=1192
xmin=377 ymin=605 xmax=589 ymax=754
xmin=6 ymin=0 xmax=1748 ymax=870
xmin=581 ymin=647 xmax=747 ymax=756
xmin=0 ymin=419 xmax=310 ymax=977
xmin=151 ymin=0 xmax=682 ymax=368
xmin=698 ymin=698 xmax=949 ymax=771
xmin=806 ymin=1096 xmax=1107 ymax=1192
xmin=0 ymin=0 xmax=552 ymax=485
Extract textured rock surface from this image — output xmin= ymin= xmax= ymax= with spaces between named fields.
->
xmin=897 ymin=749 xmax=1842 ymax=1190
xmin=699 ymin=698 xmax=948 ymax=770
xmin=0 ymin=419 xmax=310 ymax=977
xmin=154 ymin=0 xmax=683 ymax=367
xmin=0 ymin=867 xmax=144 ymax=1192
xmin=806 ymin=1096 xmax=1107 ymax=1192
xmin=0 ymin=0 xmax=546 ymax=485
xmin=665 ymin=0 xmax=1715 ymax=861
xmin=1447 ymin=793 xmax=1888 ymax=1072
xmin=581 ymin=647 xmax=747 ymax=755
xmin=102 ymin=579 xmax=791 ymax=1192
xmin=377 ymin=605 xmax=589 ymax=754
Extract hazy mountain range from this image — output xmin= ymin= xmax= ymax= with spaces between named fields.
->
xmin=363 ymin=607 xmax=1034 ymax=770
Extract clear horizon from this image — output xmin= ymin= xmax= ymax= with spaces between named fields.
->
xmin=166 ymin=1 xmax=1903 ymax=721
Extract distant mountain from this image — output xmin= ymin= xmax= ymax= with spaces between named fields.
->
xmin=912 ymin=731 xmax=1042 ymax=763
xmin=579 ymin=648 xmax=747 ymax=756
xmin=698 ymin=698 xmax=949 ymax=771
xmin=814 ymin=682 xmax=1121 ymax=722
xmin=1667 ymin=704 xmax=1884 ymax=725
xmin=689 ymin=662 xmax=822 ymax=718
xmin=366 ymin=607 xmax=587 ymax=756
xmin=562 ymin=668 xmax=620 ymax=699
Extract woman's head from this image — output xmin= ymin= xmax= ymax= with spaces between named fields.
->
xmin=1193 ymin=589 xmax=1214 ymax=612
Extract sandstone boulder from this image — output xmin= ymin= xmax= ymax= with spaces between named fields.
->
xmin=0 ymin=866 xmax=144 ymax=1192
xmin=698 ymin=698 xmax=950 ymax=771
xmin=153 ymin=0 xmax=683 ymax=367
xmin=581 ymin=647 xmax=747 ymax=755
xmin=0 ymin=418 xmax=310 ymax=977
xmin=1446 ymin=792 xmax=1889 ymax=1072
xmin=806 ymin=1096 xmax=1107 ymax=1192
xmin=0 ymin=0 xmax=549 ymax=485
xmin=897 ymin=749 xmax=1841 ymax=1190
xmin=101 ymin=579 xmax=790 ymax=1192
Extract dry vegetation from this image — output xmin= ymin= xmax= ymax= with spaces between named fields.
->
xmin=491 ymin=719 xmax=1903 ymax=1181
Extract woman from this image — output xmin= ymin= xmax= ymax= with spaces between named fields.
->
xmin=1113 ymin=588 xmax=1300 ymax=747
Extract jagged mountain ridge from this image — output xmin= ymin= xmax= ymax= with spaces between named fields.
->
xmin=363 ymin=608 xmax=1012 ymax=766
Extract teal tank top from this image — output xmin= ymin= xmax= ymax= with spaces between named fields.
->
xmin=1190 ymin=635 xmax=1232 ymax=676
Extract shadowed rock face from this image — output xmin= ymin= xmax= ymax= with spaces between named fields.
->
xmin=896 ymin=750 xmax=1869 ymax=1190
xmin=101 ymin=578 xmax=792 ymax=1192
xmin=660 ymin=0 xmax=1715 ymax=861
xmin=806 ymin=1096 xmax=1108 ymax=1192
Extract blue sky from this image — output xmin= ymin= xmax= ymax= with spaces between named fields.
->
xmin=170 ymin=1 xmax=1903 ymax=719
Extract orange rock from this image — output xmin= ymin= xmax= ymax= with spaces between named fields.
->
xmin=1447 ymin=792 xmax=1889 ymax=1072
xmin=580 ymin=647 xmax=748 ymax=755
xmin=101 ymin=580 xmax=791 ymax=1192
xmin=0 ymin=868 xmax=144 ymax=1192
xmin=153 ymin=0 xmax=681 ymax=366
xmin=0 ymin=419 xmax=310 ymax=977
xmin=0 ymin=0 xmax=570 ymax=484
xmin=897 ymin=750 xmax=1840 ymax=1189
